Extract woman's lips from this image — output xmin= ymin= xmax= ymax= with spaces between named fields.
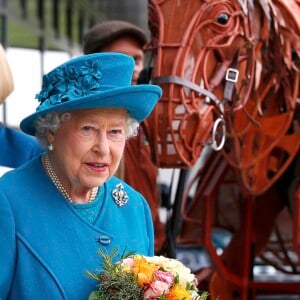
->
xmin=85 ymin=162 xmax=108 ymax=173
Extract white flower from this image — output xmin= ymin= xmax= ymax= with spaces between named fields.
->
xmin=144 ymin=256 xmax=196 ymax=288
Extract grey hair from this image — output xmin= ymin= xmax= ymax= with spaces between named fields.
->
xmin=125 ymin=115 xmax=139 ymax=139
xmin=34 ymin=111 xmax=139 ymax=147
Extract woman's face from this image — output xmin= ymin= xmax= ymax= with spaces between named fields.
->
xmin=48 ymin=108 xmax=127 ymax=193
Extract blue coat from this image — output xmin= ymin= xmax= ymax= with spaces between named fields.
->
xmin=0 ymin=157 xmax=154 ymax=299
xmin=0 ymin=124 xmax=44 ymax=168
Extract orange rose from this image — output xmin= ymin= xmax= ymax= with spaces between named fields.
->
xmin=132 ymin=255 xmax=160 ymax=286
xmin=167 ymin=285 xmax=193 ymax=300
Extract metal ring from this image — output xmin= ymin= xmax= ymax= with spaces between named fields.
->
xmin=210 ymin=117 xmax=226 ymax=151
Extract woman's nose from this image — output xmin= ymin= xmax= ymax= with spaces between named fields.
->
xmin=92 ymin=132 xmax=110 ymax=154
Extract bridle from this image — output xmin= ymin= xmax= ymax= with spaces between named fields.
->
xmin=152 ymin=74 xmax=226 ymax=151
xmin=144 ymin=0 xmax=256 ymax=168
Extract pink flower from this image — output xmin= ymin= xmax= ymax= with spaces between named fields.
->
xmin=143 ymin=270 xmax=174 ymax=299
xmin=154 ymin=270 xmax=174 ymax=286
xmin=121 ymin=257 xmax=134 ymax=271
xmin=143 ymin=280 xmax=171 ymax=299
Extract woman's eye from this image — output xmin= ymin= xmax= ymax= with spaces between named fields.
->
xmin=80 ymin=125 xmax=97 ymax=137
xmin=109 ymin=129 xmax=123 ymax=135
xmin=107 ymin=129 xmax=125 ymax=140
xmin=82 ymin=126 xmax=92 ymax=131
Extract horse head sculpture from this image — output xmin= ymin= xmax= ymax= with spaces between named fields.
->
xmin=144 ymin=0 xmax=300 ymax=195
xmin=143 ymin=0 xmax=256 ymax=168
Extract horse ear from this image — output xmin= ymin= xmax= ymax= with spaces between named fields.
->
xmin=0 ymin=44 xmax=14 ymax=104
xmin=237 ymin=0 xmax=248 ymax=15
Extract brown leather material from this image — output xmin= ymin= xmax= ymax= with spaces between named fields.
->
xmin=146 ymin=0 xmax=300 ymax=297
xmin=124 ymin=128 xmax=166 ymax=253
xmin=146 ymin=0 xmax=300 ymax=195
xmin=221 ymin=1 xmax=300 ymax=195
xmin=144 ymin=0 xmax=255 ymax=168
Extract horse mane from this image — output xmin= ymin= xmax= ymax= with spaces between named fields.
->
xmin=256 ymin=0 xmax=300 ymax=72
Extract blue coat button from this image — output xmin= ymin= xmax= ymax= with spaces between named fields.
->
xmin=96 ymin=235 xmax=111 ymax=245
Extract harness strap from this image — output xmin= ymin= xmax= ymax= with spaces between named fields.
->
xmin=223 ymin=51 xmax=240 ymax=103
xmin=152 ymin=75 xmax=224 ymax=114
xmin=152 ymin=75 xmax=226 ymax=151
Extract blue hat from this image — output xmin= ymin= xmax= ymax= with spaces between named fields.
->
xmin=20 ymin=52 xmax=162 ymax=136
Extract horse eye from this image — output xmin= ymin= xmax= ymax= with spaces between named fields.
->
xmin=215 ymin=13 xmax=230 ymax=25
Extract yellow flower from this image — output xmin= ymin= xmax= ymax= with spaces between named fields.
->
xmin=166 ymin=285 xmax=193 ymax=300
xmin=132 ymin=255 xmax=160 ymax=286
xmin=121 ymin=264 xmax=131 ymax=272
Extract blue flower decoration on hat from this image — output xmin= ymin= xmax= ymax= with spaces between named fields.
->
xmin=36 ymin=59 xmax=103 ymax=111
xmin=20 ymin=53 xmax=162 ymax=136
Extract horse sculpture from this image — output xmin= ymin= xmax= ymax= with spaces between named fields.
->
xmin=142 ymin=0 xmax=300 ymax=298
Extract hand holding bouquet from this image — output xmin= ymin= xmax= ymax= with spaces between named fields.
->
xmin=87 ymin=249 xmax=208 ymax=300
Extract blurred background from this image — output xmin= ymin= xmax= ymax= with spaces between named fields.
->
xmin=0 ymin=0 xmax=148 ymax=127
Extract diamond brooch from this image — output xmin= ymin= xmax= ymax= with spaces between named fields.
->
xmin=112 ymin=183 xmax=129 ymax=206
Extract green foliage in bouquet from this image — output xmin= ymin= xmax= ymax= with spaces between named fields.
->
xmin=87 ymin=248 xmax=143 ymax=300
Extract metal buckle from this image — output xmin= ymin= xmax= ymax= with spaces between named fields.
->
xmin=225 ymin=68 xmax=239 ymax=83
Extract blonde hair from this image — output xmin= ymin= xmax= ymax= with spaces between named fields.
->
xmin=0 ymin=44 xmax=14 ymax=103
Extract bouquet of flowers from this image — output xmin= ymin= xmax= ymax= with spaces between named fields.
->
xmin=87 ymin=248 xmax=208 ymax=300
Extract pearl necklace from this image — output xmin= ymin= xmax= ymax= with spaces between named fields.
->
xmin=43 ymin=153 xmax=98 ymax=203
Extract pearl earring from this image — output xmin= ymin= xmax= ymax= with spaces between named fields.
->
xmin=48 ymin=144 xmax=54 ymax=151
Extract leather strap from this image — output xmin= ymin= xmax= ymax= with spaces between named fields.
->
xmin=152 ymin=75 xmax=224 ymax=114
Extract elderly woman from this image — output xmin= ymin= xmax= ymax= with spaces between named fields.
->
xmin=0 ymin=53 xmax=161 ymax=299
